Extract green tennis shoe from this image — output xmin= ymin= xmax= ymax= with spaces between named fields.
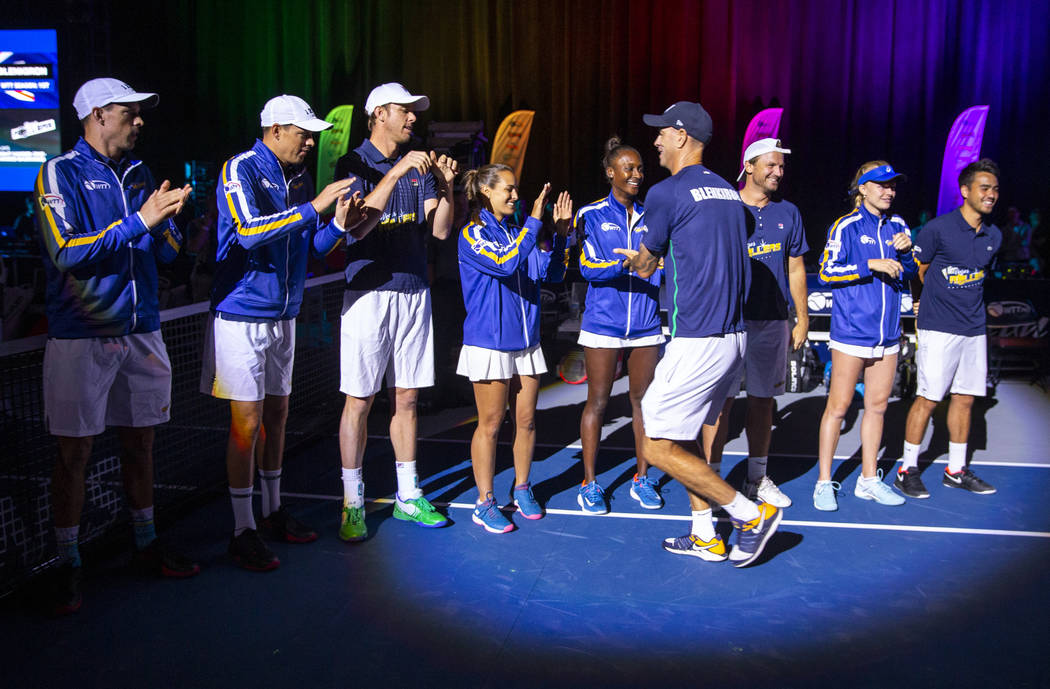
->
xmin=338 ymin=504 xmax=368 ymax=542
xmin=393 ymin=495 xmax=448 ymax=528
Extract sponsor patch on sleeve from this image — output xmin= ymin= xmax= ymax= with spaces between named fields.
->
xmin=39 ymin=193 xmax=65 ymax=209
xmin=223 ymin=180 xmax=242 ymax=194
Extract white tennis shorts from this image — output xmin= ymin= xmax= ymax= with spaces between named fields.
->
xmin=916 ymin=329 xmax=987 ymax=400
xmin=199 ymin=313 xmax=295 ymax=401
xmin=340 ymin=289 xmax=434 ymax=397
xmin=44 ymin=331 xmax=172 ymax=437
xmin=641 ymin=332 xmax=746 ymax=440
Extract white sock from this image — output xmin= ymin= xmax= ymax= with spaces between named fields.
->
xmin=395 ymin=461 xmax=422 ymax=500
xmin=259 ymin=469 xmax=282 ymax=518
xmin=948 ymin=442 xmax=967 ymax=474
xmin=722 ymin=491 xmax=761 ymax=522
xmin=690 ymin=509 xmax=716 ymax=541
xmin=342 ymin=467 xmax=364 ymax=508
xmin=229 ymin=486 xmax=256 ymax=536
xmin=747 ymin=456 xmax=767 ymax=483
xmin=901 ymin=442 xmax=921 ymax=471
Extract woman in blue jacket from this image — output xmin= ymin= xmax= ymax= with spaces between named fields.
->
xmin=574 ymin=138 xmax=664 ymax=515
xmin=814 ymin=161 xmax=918 ymax=511
xmin=457 ymin=163 xmax=573 ymax=533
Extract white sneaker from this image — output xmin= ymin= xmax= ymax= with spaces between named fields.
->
xmin=854 ymin=470 xmax=906 ymax=506
xmin=744 ymin=476 xmax=792 ymax=508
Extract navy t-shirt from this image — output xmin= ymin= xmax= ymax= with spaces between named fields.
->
xmin=335 ymin=140 xmax=437 ymax=291
xmin=913 ymin=208 xmax=1001 ymax=336
xmin=642 ymin=164 xmax=749 ymax=338
xmin=743 ymin=199 xmax=808 ymax=321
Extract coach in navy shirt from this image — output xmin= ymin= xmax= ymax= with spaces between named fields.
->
xmin=618 ymin=101 xmax=780 ymax=568
xmin=895 ymin=159 xmax=1002 ymax=498
xmin=716 ymin=138 xmax=810 ymax=510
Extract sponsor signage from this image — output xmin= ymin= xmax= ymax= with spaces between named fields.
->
xmin=0 ymin=30 xmax=60 ymax=192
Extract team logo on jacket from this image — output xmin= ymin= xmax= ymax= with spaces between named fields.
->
xmin=128 ymin=181 xmax=145 ymax=191
xmin=860 ymin=235 xmax=876 ymax=245
xmin=600 ymin=222 xmax=620 ymax=232
xmin=83 ymin=179 xmax=111 ymax=191
xmin=261 ymin=178 xmax=277 ymax=189
xmin=224 ymin=180 xmax=242 ymax=194
xmin=39 ymin=193 xmax=64 ymax=209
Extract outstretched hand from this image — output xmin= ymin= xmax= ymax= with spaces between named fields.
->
xmin=552 ymin=191 xmax=573 ymax=237
xmin=530 ymin=183 xmax=551 ymax=220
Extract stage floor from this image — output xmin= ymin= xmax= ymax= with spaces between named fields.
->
xmin=3 ymin=377 xmax=1049 ymax=689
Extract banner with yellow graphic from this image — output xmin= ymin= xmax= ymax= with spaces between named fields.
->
xmin=491 ymin=110 xmax=535 ymax=180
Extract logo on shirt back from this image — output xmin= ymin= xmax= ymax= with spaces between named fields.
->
xmin=83 ymin=179 xmax=111 ymax=191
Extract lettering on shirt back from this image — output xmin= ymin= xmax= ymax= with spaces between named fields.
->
xmin=688 ymin=186 xmax=741 ymax=203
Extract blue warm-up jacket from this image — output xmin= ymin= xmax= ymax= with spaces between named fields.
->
xmin=818 ymin=204 xmax=918 ymax=348
xmin=458 ymin=209 xmax=567 ymax=352
xmin=34 ymin=137 xmax=182 ymax=338
xmin=575 ymin=193 xmax=661 ymax=339
xmin=213 ymin=139 xmax=344 ymax=320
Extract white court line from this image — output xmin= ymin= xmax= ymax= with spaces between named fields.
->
xmin=277 ymin=491 xmax=1050 ymax=539
xmin=396 ymin=436 xmax=1050 ymax=468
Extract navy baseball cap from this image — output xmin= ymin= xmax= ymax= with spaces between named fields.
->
xmin=857 ymin=164 xmax=907 ymax=185
xmin=643 ymin=101 xmax=713 ymax=144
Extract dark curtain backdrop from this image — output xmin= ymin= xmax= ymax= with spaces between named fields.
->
xmin=39 ymin=0 xmax=1049 ymax=242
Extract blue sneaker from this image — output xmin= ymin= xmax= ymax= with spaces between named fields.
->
xmin=854 ymin=470 xmax=905 ymax=506
xmin=813 ymin=480 xmax=841 ymax=512
xmin=512 ymin=483 xmax=544 ymax=520
xmin=577 ymin=481 xmax=608 ymax=514
xmin=728 ymin=502 xmax=782 ymax=568
xmin=630 ymin=473 xmax=663 ymax=509
xmin=472 ymin=494 xmax=513 ymax=534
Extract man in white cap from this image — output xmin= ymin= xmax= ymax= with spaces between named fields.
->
xmin=616 ymin=101 xmax=782 ymax=567
xmin=326 ymin=83 xmax=457 ymax=541
xmin=35 ymin=77 xmax=196 ymax=614
xmin=203 ymin=94 xmax=364 ymax=571
xmin=702 ymin=139 xmax=809 ymax=507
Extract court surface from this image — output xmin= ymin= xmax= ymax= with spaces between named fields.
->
xmin=3 ymin=377 xmax=1048 ymax=689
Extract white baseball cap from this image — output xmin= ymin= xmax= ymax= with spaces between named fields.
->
xmin=364 ymin=82 xmax=430 ymax=115
xmin=260 ymin=94 xmax=332 ymax=132
xmin=737 ymin=138 xmax=792 ymax=181
xmin=73 ymin=78 xmax=159 ymax=120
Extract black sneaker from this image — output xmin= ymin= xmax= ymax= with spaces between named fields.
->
xmin=133 ymin=540 xmax=201 ymax=579
xmin=228 ymin=528 xmax=280 ymax=572
xmin=942 ymin=468 xmax=997 ymax=495
xmin=53 ymin=563 xmax=82 ymax=616
xmin=260 ymin=506 xmax=318 ymax=544
xmin=894 ymin=467 xmax=929 ymax=498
